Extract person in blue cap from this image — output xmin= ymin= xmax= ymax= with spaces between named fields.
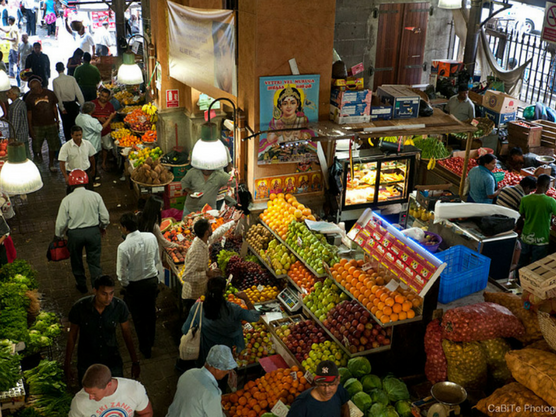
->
xmin=166 ymin=345 xmax=237 ymax=417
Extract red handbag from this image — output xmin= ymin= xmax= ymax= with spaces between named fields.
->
xmin=47 ymin=239 xmax=70 ymax=262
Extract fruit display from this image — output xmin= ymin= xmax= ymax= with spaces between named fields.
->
xmin=303 ymin=278 xmax=348 ymax=321
xmin=302 ymin=340 xmax=350 ymax=374
xmin=497 ymin=171 xmax=523 ymax=188
xmin=124 ymin=109 xmax=153 ymax=132
xmin=141 ymin=130 xmax=157 ymax=142
xmin=330 ymin=259 xmax=421 ymax=324
xmin=111 ymin=127 xmax=132 ymax=140
xmin=114 ymin=90 xmax=144 ymax=105
xmin=165 ymin=246 xmax=190 ymax=263
xmin=118 ymin=105 xmax=142 ymax=114
xmin=129 ymin=147 xmax=163 ymax=167
xmin=262 ymin=239 xmax=296 ymax=276
xmin=221 ymin=366 xmax=309 ymax=416
xmin=413 ymin=136 xmax=451 ymax=159
xmin=115 ymin=132 xmax=141 ymax=147
xmin=243 ymin=285 xmax=280 ymax=304
xmin=245 ymin=224 xmax=273 ymax=252
xmin=437 ymin=156 xmax=477 ymax=176
xmin=0 ymin=139 xmax=6 ymax=157
xmin=142 ymin=103 xmax=159 ymax=123
xmin=260 ymin=193 xmax=316 ymax=240
xmin=110 ymin=122 xmax=124 ymax=130
xmin=323 ymin=300 xmax=392 ymax=353
xmin=288 ymin=261 xmax=321 ymax=293
xmin=225 ymin=256 xmax=279 ymax=290
xmin=408 ymin=205 xmax=434 ymax=222
xmin=285 ymin=222 xmax=340 ymax=276
xmin=235 ymin=322 xmax=276 ymax=367
xmin=209 ymin=235 xmax=243 ymax=264
xmin=130 ymin=156 xmax=173 ymax=185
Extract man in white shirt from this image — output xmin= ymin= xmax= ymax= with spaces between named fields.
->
xmin=446 ymin=84 xmax=475 ymax=122
xmin=94 ymin=21 xmax=111 ymax=56
xmin=53 ymin=62 xmax=85 ymax=142
xmin=65 ymin=17 xmax=95 ymax=56
xmin=58 ymin=125 xmax=96 ymax=191
xmin=69 ymin=364 xmax=152 ymax=417
xmin=0 ymin=16 xmax=19 ymax=78
xmin=55 ymin=169 xmax=110 ymax=293
xmin=117 ymin=213 xmax=160 ymax=359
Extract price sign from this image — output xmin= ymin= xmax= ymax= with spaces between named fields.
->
xmin=271 ymin=400 xmax=290 ymax=417
xmin=243 ymin=323 xmax=254 ymax=331
xmin=227 ymin=274 xmax=233 ymax=284
xmin=343 ymin=336 xmax=351 ymax=347
xmin=348 ymin=401 xmax=364 ymax=417
xmin=176 ymin=234 xmax=185 ymax=242
xmin=257 ymin=284 xmax=265 ymax=292
xmin=361 ymin=262 xmax=373 ymax=271
xmin=386 ymin=279 xmax=399 ymax=292
xmin=304 ymin=370 xmax=314 ymax=384
xmin=228 ymin=369 xmax=238 ymax=392
xmin=221 ymin=237 xmax=227 ymax=248
xmin=297 ymin=236 xmax=303 ymax=247
xmin=240 ymin=241 xmax=249 ymax=257
xmin=290 ymin=371 xmax=298 ymax=380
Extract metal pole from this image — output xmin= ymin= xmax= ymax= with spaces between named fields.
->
xmin=463 ymin=0 xmax=483 ymax=76
xmin=112 ymin=0 xmax=127 ymax=56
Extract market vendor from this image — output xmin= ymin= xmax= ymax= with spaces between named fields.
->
xmin=503 ymin=147 xmax=525 ymax=173
xmin=445 ymin=84 xmax=475 ymax=122
xmin=467 ymin=154 xmax=501 ymax=203
xmin=180 ymin=167 xmax=234 ymax=217
xmin=287 ymin=360 xmax=349 ymax=417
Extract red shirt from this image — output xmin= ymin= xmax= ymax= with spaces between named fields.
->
xmin=92 ymin=99 xmax=115 ymax=136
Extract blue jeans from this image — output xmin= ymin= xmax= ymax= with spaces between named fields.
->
xmin=8 ymin=49 xmax=16 ymax=77
xmin=518 ymin=241 xmax=548 ymax=271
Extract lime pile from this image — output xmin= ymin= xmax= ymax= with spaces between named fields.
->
xmin=129 ymin=147 xmax=163 ymax=167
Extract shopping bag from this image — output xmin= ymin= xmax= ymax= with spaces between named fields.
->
xmin=46 ymin=239 xmax=70 ymax=261
xmin=179 ymin=302 xmax=203 ymax=361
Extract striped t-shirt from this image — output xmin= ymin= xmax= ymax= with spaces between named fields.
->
xmin=496 ymin=184 xmax=524 ymax=212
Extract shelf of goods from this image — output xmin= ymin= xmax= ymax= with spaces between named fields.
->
xmin=235 ymin=320 xmax=277 ymax=369
xmin=247 ymin=244 xmax=287 ymax=279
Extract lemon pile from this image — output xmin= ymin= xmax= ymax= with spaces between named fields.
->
xmin=243 ymin=285 xmax=280 ymax=304
xmin=111 ymin=122 xmax=124 ymax=130
xmin=112 ymin=128 xmax=132 ymax=139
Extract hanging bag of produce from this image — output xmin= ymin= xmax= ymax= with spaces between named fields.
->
xmin=179 ymin=302 xmax=203 ymax=360
xmin=46 ymin=238 xmax=70 ymax=262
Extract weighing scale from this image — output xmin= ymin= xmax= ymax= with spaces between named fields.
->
xmin=277 ymin=287 xmax=303 ymax=312
xmin=426 ymin=382 xmax=467 ymax=417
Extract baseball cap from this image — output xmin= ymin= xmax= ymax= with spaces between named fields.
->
xmin=315 ymin=360 xmax=339 ymax=383
xmin=206 ymin=345 xmax=238 ymax=371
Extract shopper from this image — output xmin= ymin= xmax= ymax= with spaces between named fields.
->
xmin=116 ymin=213 xmax=160 ymax=359
xmin=25 ymin=77 xmax=59 ymax=170
xmin=73 ymin=52 xmax=100 ymax=101
xmin=24 ymin=42 xmax=50 ymax=87
xmin=182 ymin=276 xmax=260 ymax=367
xmin=91 ymin=88 xmax=116 ymax=171
xmin=518 ymin=174 xmax=556 ymax=268
xmin=467 ymin=154 xmax=501 ymax=204
xmin=446 ymin=84 xmax=475 ymax=122
xmin=58 ymin=125 xmax=96 ymax=189
xmin=55 ymin=169 xmax=109 ymax=293
xmin=53 ymin=62 xmax=85 ymax=142
xmin=43 ymin=0 xmax=56 ymax=37
xmin=64 ymin=17 xmax=95 ymax=56
xmin=181 ymin=167 xmax=232 ymax=216
xmin=22 ymin=0 xmax=36 ymax=36
xmin=496 ymin=175 xmax=537 ymax=213
xmin=68 ymin=364 xmax=150 ymax=416
xmin=65 ymin=276 xmax=140 ymax=384
xmin=17 ymin=33 xmax=32 ymax=87
xmin=0 ymin=16 xmax=19 ymax=78
xmin=66 ymin=48 xmax=83 ymax=77
xmin=166 ymin=345 xmax=237 ymax=417
xmin=6 ymin=86 xmax=31 ymax=159
xmin=137 ymin=195 xmax=179 ymax=255
xmin=181 ymin=215 xmax=239 ymax=317
xmin=94 ymin=21 xmax=111 ymax=56
xmin=287 ymin=360 xmax=349 ymax=417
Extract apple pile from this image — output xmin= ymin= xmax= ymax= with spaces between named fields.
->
xmin=275 ymin=320 xmax=327 ymax=363
xmin=165 ymin=246 xmax=189 ymax=264
xmin=303 ymin=278 xmax=349 ymax=321
xmin=323 ymin=300 xmax=392 ymax=354
xmin=302 ymin=340 xmax=349 ymax=374
xmin=236 ymin=322 xmax=276 ymax=367
xmin=285 ymin=222 xmax=340 ymax=275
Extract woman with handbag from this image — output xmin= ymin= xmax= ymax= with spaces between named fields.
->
xmin=180 ymin=277 xmax=260 ymax=369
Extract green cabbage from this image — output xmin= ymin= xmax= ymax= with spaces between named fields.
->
xmin=339 ymin=367 xmax=353 ymax=385
xmin=352 ymin=392 xmax=373 ymax=413
xmin=361 ymin=374 xmax=382 ymax=392
xmin=370 ymin=388 xmax=390 ymax=405
xmin=347 ymin=357 xmax=372 ymax=378
xmin=382 ymin=376 xmax=409 ymax=402
xmin=384 ymin=405 xmax=400 ymax=417
xmin=344 ymin=378 xmax=363 ymax=398
xmin=395 ymin=400 xmax=412 ymax=417
xmin=368 ymin=403 xmax=386 ymax=417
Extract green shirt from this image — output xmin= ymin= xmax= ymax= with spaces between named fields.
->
xmin=519 ymin=194 xmax=556 ymax=246
xmin=73 ymin=63 xmax=101 ymax=88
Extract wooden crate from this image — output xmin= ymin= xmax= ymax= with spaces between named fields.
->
xmin=531 ymin=120 xmax=556 ymax=148
xmin=519 ymin=254 xmax=556 ymax=300
xmin=507 ymin=121 xmax=542 ymax=147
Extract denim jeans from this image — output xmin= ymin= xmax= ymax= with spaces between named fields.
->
xmin=517 ymin=241 xmax=548 ymax=271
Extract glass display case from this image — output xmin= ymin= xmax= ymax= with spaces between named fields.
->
xmin=336 ymin=148 xmax=418 ymax=219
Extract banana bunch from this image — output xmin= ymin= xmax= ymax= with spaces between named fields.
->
xmin=427 ymin=157 xmax=436 ymax=170
xmin=142 ymin=103 xmax=158 ymax=123
xmin=404 ymin=137 xmax=415 ymax=146
xmin=381 ymin=136 xmax=399 ymax=143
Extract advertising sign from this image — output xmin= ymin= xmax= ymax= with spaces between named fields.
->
xmin=542 ymin=1 xmax=556 ymax=44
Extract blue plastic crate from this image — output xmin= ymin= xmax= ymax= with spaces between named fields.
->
xmin=436 ymin=245 xmax=491 ymax=304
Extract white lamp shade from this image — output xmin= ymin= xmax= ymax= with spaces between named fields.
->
xmin=117 ymin=64 xmax=144 ymax=85
xmin=0 ymin=160 xmax=43 ymax=195
xmin=191 ymin=139 xmax=229 ymax=170
xmin=438 ymin=0 xmax=462 ymax=9
xmin=0 ymin=70 xmax=11 ymax=91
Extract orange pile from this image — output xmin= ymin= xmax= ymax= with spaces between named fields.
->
xmin=330 ymin=259 xmax=422 ymax=324
xmin=141 ymin=130 xmax=157 ymax=142
xmin=227 ymin=293 xmax=248 ymax=309
xmin=260 ymin=193 xmax=316 ymax=240
xmin=124 ymin=108 xmax=148 ymax=124
xmin=117 ymin=133 xmax=141 ymax=147
xmin=222 ymin=366 xmax=309 ymax=417
xmin=288 ymin=261 xmax=320 ymax=292
xmin=211 ymin=217 xmax=225 ymax=231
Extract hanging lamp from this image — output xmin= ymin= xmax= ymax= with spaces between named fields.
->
xmin=117 ymin=34 xmax=151 ymax=85
xmin=438 ymin=0 xmax=462 ymax=9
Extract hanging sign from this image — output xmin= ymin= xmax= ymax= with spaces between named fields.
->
xmin=166 ymin=89 xmax=179 ymax=108
xmin=542 ymin=2 xmax=556 ymax=44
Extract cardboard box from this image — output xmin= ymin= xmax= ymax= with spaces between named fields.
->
xmin=345 ymin=77 xmax=364 ymax=91
xmin=330 ymin=104 xmax=371 ymax=124
xmin=468 ymin=91 xmax=483 ymax=106
xmin=431 ymin=59 xmax=464 ymax=76
xmin=483 ymin=90 xmax=518 ymax=114
xmin=484 ymin=108 xmax=516 ymax=127
xmin=166 ymin=182 xmax=184 ymax=198
xmin=330 ymin=88 xmax=372 ymax=107
xmin=376 ymin=85 xmax=420 ymax=119
xmin=370 ymin=96 xmax=392 ymax=121
xmin=329 ymin=102 xmax=371 ymax=116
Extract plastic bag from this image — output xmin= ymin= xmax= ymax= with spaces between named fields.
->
xmin=442 ymin=339 xmax=487 ymax=390
xmin=329 ymin=157 xmax=343 ymax=196
xmin=442 ymin=302 xmax=525 ymax=342
xmin=400 ymin=228 xmax=425 ymax=242
xmin=424 ymin=319 xmax=447 ymax=384
xmin=475 ymin=382 xmax=554 ymax=417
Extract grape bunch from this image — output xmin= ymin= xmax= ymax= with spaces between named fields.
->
xmin=225 ymin=256 xmax=279 ymax=290
xmin=209 ymin=235 xmax=243 ymax=263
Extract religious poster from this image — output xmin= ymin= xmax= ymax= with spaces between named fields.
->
xmin=258 ymin=75 xmax=320 ymax=165
xmin=254 ymin=173 xmax=322 ymax=201
xmin=167 ymin=2 xmax=236 ymax=97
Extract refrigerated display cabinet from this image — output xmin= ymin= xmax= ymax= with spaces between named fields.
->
xmin=336 ymin=148 xmax=418 ymax=221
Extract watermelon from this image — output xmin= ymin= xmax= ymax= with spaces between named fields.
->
xmin=160 ymin=218 xmax=173 ymax=232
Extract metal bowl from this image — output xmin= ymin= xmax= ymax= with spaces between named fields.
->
xmin=431 ymin=382 xmax=467 ymax=406
xmin=536 ymin=156 xmax=556 ymax=164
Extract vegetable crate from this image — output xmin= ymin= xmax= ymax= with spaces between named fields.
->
xmin=519 ymin=254 xmax=556 ymax=300
xmin=436 ymin=245 xmax=490 ymax=304
xmin=507 ymin=121 xmax=542 ymax=147
xmin=0 ymin=378 xmax=25 ymax=412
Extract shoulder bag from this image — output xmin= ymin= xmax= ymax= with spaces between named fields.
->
xmin=46 ymin=238 xmax=70 ymax=262
xmin=179 ymin=302 xmax=203 ymax=361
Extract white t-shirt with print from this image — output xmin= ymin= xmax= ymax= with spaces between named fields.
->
xmin=69 ymin=378 xmax=150 ymax=417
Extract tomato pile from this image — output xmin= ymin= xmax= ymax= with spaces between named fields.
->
xmin=547 ymin=188 xmax=556 ymax=199
xmin=437 ymin=157 xmax=477 ymax=176
xmin=513 ymin=121 xmax=530 ymax=127
xmin=497 ymin=171 xmax=523 ymax=188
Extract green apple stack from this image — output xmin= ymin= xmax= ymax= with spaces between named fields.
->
xmin=302 ymin=340 xmax=349 ymax=372
xmin=303 ymin=278 xmax=349 ymax=321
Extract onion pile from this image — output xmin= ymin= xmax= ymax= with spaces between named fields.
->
xmin=424 ymin=319 xmax=447 ymax=384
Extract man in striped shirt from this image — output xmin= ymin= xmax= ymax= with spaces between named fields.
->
xmin=496 ymin=176 xmax=537 ymax=212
